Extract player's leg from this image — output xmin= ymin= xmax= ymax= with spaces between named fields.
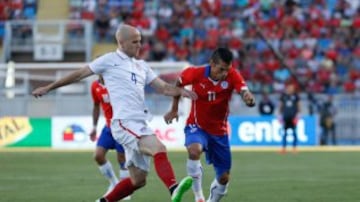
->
xmin=100 ymin=165 xmax=147 ymax=202
xmin=331 ymin=124 xmax=336 ymax=145
xmin=114 ymin=142 xmax=131 ymax=200
xmin=185 ymin=125 xmax=207 ymax=202
xmin=281 ymin=120 xmax=291 ymax=153
xmin=112 ymin=119 xmax=192 ymax=202
xmin=291 ymin=125 xmax=298 ymax=152
xmin=97 ymin=120 xmax=149 ymax=201
xmin=139 ymin=134 xmax=192 ymax=202
xmin=206 ymin=135 xmax=231 ymax=202
xmin=95 ymin=126 xmax=119 ymax=193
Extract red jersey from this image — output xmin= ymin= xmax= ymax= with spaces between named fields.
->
xmin=180 ymin=65 xmax=248 ymax=135
xmin=91 ymin=81 xmax=112 ymax=127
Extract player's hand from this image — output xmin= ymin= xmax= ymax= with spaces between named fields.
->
xmin=32 ymin=86 xmax=50 ymax=98
xmin=164 ymin=111 xmax=179 ymax=124
xmin=180 ymin=89 xmax=198 ymax=100
xmin=242 ymin=91 xmax=255 ymax=107
xmin=89 ymin=128 xmax=97 ymax=142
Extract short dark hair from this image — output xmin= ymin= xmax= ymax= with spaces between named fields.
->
xmin=210 ymin=47 xmax=233 ymax=65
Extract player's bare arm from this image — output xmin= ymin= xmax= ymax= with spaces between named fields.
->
xmin=164 ymin=80 xmax=182 ymax=124
xmin=150 ymin=77 xmax=197 ymax=99
xmin=90 ymin=102 xmax=100 ymax=142
xmin=240 ymin=89 xmax=256 ymax=107
xmin=32 ymin=66 xmax=94 ymax=98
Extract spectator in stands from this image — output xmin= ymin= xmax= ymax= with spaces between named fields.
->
xmin=95 ymin=11 xmax=111 ymax=42
xmin=258 ymin=91 xmax=275 ymax=116
xmin=62 ymin=0 xmax=360 ymax=94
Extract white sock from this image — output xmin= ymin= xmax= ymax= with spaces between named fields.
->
xmin=99 ymin=161 xmax=118 ymax=186
xmin=187 ymin=159 xmax=204 ymax=199
xmin=207 ymin=179 xmax=228 ymax=202
xmin=119 ymin=169 xmax=129 ymax=181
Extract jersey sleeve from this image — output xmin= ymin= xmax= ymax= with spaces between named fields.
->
xmin=90 ymin=82 xmax=100 ymax=104
xmin=88 ymin=54 xmax=109 ymax=74
xmin=179 ymin=67 xmax=197 ymax=86
xmin=230 ymin=68 xmax=249 ymax=93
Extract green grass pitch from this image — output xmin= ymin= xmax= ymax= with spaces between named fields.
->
xmin=0 ymin=149 xmax=359 ymax=202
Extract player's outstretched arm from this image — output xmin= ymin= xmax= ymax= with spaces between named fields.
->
xmin=32 ymin=66 xmax=94 ymax=98
xmin=164 ymin=80 xmax=182 ymax=124
xmin=150 ymin=77 xmax=197 ymax=99
xmin=240 ymin=90 xmax=256 ymax=107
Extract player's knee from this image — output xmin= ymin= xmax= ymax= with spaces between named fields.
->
xmin=132 ymin=176 xmax=147 ymax=188
xmin=94 ymin=153 xmax=106 ymax=165
xmin=154 ymin=141 xmax=167 ymax=153
xmin=218 ymin=172 xmax=230 ymax=185
xmin=117 ymin=153 xmax=126 ymax=164
xmin=187 ymin=144 xmax=202 ymax=160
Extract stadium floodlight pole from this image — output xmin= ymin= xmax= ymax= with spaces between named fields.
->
xmin=250 ymin=20 xmax=320 ymax=113
xmin=250 ymin=22 xmax=303 ymax=88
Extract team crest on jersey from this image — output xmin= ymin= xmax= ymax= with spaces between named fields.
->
xmin=140 ymin=127 xmax=147 ymax=132
xmin=221 ymin=81 xmax=229 ymax=89
xmin=135 ymin=63 xmax=142 ymax=71
xmin=102 ymin=94 xmax=110 ymax=103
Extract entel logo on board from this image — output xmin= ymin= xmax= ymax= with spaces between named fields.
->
xmin=154 ymin=128 xmax=177 ymax=142
xmin=237 ymin=119 xmax=308 ymax=143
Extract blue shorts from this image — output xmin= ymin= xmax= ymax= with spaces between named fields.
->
xmin=97 ymin=125 xmax=125 ymax=153
xmin=184 ymin=125 xmax=231 ymax=179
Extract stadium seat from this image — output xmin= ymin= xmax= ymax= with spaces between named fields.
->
xmin=23 ymin=6 xmax=36 ymax=19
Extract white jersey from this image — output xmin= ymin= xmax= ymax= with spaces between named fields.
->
xmin=89 ymin=50 xmax=157 ymax=120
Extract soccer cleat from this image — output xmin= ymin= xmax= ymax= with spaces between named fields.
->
xmin=123 ymin=195 xmax=131 ymax=200
xmin=278 ymin=148 xmax=286 ymax=154
xmin=95 ymin=198 xmax=107 ymax=202
xmin=196 ymin=198 xmax=205 ymax=202
xmin=171 ymin=176 xmax=193 ymax=202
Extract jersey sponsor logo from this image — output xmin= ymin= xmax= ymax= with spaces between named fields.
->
xmin=221 ymin=81 xmax=228 ymax=89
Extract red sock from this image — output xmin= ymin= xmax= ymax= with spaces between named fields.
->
xmin=154 ymin=152 xmax=177 ymax=189
xmin=105 ymin=178 xmax=135 ymax=202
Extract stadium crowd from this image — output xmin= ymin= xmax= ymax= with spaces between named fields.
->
xmin=67 ymin=0 xmax=360 ymax=94
xmin=2 ymin=0 xmax=360 ymax=94
xmin=0 ymin=0 xmax=37 ymax=43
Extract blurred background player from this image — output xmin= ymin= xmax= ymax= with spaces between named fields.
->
xmin=319 ymin=94 xmax=337 ymax=145
xmin=164 ymin=47 xmax=256 ymax=202
xmin=89 ymin=75 xmax=130 ymax=199
xmin=278 ymin=82 xmax=301 ymax=153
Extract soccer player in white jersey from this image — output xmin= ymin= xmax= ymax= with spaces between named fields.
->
xmin=32 ymin=24 xmax=197 ymax=202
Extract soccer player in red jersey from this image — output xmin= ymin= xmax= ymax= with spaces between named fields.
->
xmin=90 ymin=75 xmax=130 ymax=199
xmin=165 ymin=48 xmax=255 ymax=202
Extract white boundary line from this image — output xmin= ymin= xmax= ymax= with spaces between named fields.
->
xmin=1 ymin=146 xmax=360 ymax=152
